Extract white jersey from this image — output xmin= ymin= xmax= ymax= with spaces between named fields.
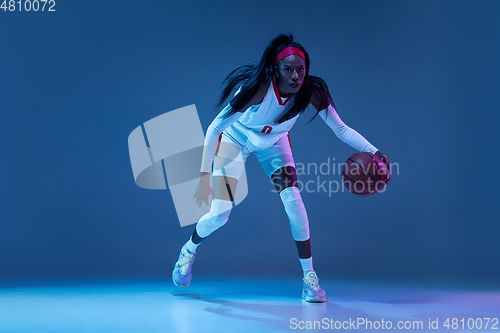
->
xmin=200 ymin=78 xmax=378 ymax=173
xmin=228 ymin=77 xmax=300 ymax=150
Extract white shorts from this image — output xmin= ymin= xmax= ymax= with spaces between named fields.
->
xmin=213 ymin=129 xmax=295 ymax=180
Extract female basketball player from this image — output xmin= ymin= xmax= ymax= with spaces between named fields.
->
xmin=172 ymin=34 xmax=391 ymax=303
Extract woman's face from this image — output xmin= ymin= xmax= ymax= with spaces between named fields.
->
xmin=275 ymin=54 xmax=306 ymax=96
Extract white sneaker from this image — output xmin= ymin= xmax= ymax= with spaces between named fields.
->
xmin=172 ymin=245 xmax=196 ymax=288
xmin=302 ymin=271 xmax=327 ymax=303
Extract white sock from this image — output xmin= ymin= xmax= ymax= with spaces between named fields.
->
xmin=184 ymin=239 xmax=199 ymax=254
xmin=300 ymin=257 xmax=314 ymax=276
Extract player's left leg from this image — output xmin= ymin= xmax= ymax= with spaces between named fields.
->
xmin=256 ymin=134 xmax=326 ymax=302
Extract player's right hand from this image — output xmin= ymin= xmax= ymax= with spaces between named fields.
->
xmin=193 ymin=178 xmax=214 ymax=208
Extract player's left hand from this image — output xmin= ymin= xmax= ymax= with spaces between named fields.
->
xmin=375 ymin=151 xmax=391 ymax=185
xmin=381 ymin=154 xmax=391 ymax=185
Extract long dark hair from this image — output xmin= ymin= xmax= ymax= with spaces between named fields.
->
xmin=214 ymin=33 xmax=336 ymax=124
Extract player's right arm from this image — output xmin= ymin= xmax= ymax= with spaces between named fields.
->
xmin=194 ymin=83 xmax=268 ymax=207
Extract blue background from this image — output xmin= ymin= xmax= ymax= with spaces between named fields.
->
xmin=1 ymin=0 xmax=499 ymax=285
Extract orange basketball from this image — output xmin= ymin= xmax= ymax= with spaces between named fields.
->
xmin=341 ymin=152 xmax=388 ymax=196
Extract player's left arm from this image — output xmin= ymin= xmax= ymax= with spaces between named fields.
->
xmin=310 ymin=90 xmax=391 ymax=183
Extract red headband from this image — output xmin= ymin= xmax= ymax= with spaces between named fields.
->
xmin=275 ymin=46 xmax=305 ymax=65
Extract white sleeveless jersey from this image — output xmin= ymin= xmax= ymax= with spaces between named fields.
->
xmin=227 ymin=78 xmax=300 ymax=149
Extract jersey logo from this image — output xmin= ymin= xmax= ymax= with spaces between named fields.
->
xmin=261 ymin=126 xmax=273 ymax=134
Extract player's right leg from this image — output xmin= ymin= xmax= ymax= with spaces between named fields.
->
xmin=172 ymin=134 xmax=245 ymax=288
xmin=172 ymin=173 xmax=236 ymax=288
xmin=190 ymin=144 xmax=244 ymax=245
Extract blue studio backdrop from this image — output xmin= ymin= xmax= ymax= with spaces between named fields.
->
xmin=1 ymin=0 xmax=499 ymax=284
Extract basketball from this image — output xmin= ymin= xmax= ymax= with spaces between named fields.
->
xmin=342 ymin=152 xmax=388 ymax=196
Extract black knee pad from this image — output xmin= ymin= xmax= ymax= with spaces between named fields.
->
xmin=191 ymin=228 xmax=204 ymax=245
xmin=295 ymin=239 xmax=312 ymax=259
xmin=271 ymin=166 xmax=298 ymax=194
